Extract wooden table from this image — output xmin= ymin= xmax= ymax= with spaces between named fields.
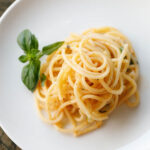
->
xmin=0 ymin=1 xmax=21 ymax=149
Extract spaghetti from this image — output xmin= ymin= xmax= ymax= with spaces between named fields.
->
xmin=34 ymin=27 xmax=139 ymax=136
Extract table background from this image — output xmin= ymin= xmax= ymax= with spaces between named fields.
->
xmin=0 ymin=1 xmax=21 ymax=150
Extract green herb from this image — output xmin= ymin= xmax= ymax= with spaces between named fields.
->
xmin=21 ymin=60 xmax=40 ymax=91
xmin=17 ymin=29 xmax=64 ymax=92
xmin=119 ymin=47 xmax=123 ymax=53
xmin=17 ymin=29 xmax=39 ymax=53
xmin=40 ymin=73 xmax=46 ymax=86
xmin=42 ymin=41 xmax=64 ymax=55
xmin=19 ymin=55 xmax=28 ymax=63
xmin=120 ymin=47 xmax=128 ymax=59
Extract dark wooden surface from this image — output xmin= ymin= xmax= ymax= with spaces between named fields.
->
xmin=0 ymin=0 xmax=14 ymax=16
xmin=0 ymin=1 xmax=21 ymax=149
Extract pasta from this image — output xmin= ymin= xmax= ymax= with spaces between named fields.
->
xmin=34 ymin=27 xmax=139 ymax=136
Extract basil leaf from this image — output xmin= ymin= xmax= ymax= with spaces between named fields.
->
xmin=18 ymin=55 xmax=28 ymax=63
xmin=21 ymin=60 xmax=40 ymax=92
xmin=17 ymin=29 xmax=65 ymax=92
xmin=119 ymin=47 xmax=123 ymax=53
xmin=17 ymin=29 xmax=39 ymax=53
xmin=42 ymin=41 xmax=64 ymax=56
xmin=31 ymin=34 xmax=39 ymax=50
xmin=17 ymin=29 xmax=32 ymax=52
xmin=40 ymin=73 xmax=46 ymax=86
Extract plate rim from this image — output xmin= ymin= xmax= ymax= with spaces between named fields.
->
xmin=0 ymin=0 xmax=149 ymax=150
xmin=0 ymin=0 xmax=22 ymax=147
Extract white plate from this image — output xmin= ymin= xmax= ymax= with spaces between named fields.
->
xmin=0 ymin=0 xmax=150 ymax=150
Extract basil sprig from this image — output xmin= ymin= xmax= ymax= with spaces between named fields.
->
xmin=17 ymin=29 xmax=64 ymax=92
